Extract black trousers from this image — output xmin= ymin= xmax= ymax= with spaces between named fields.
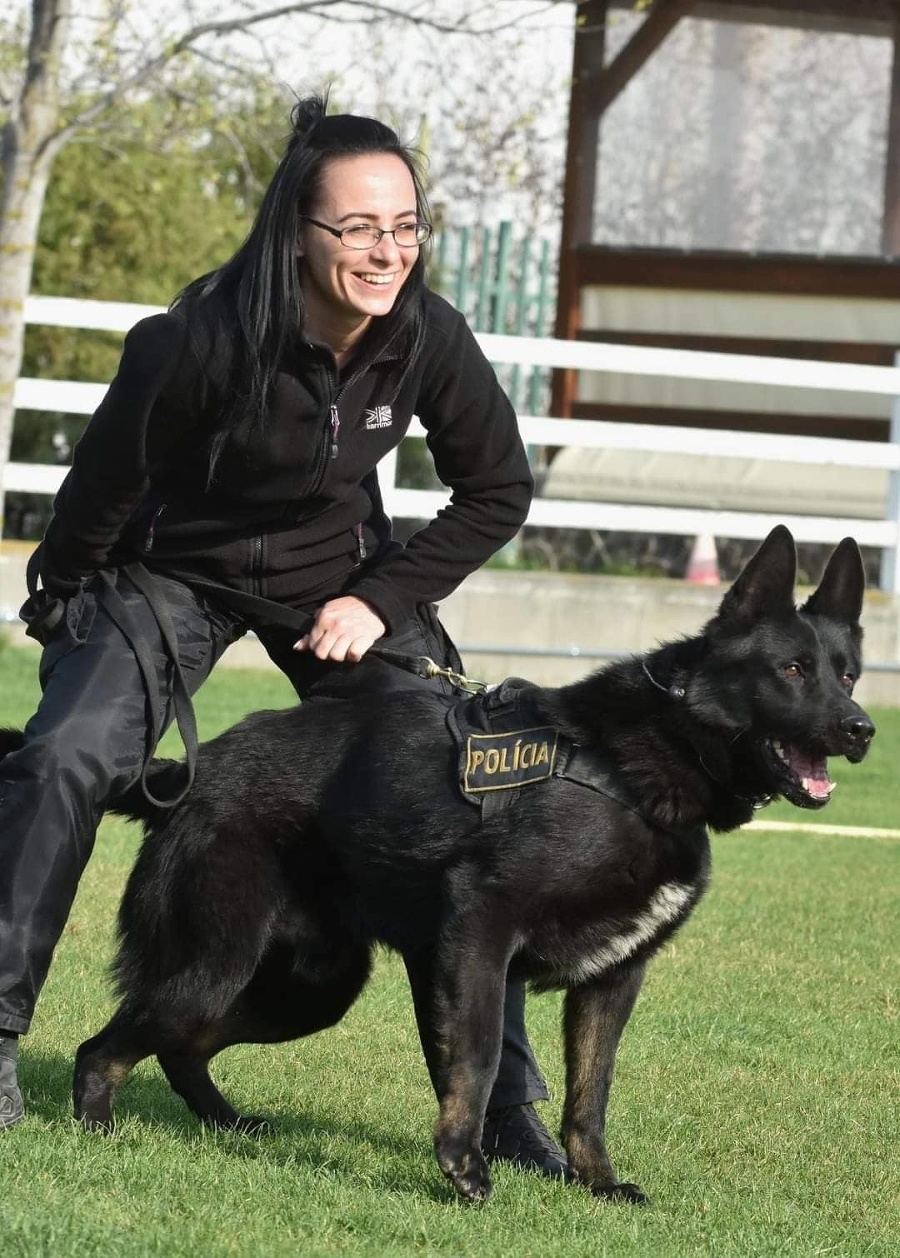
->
xmin=0 ymin=570 xmax=546 ymax=1109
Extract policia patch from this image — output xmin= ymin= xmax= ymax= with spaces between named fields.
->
xmin=446 ymin=676 xmax=703 ymax=836
xmin=464 ymin=726 xmax=558 ymax=793
xmin=446 ymin=678 xmax=583 ymax=818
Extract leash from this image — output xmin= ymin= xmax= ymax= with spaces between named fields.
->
xmin=21 ymin=555 xmax=200 ymax=808
xmin=21 ymin=556 xmax=484 ymax=809
xmin=181 ymin=576 xmax=486 ymax=695
xmin=107 ymin=565 xmax=200 ymax=809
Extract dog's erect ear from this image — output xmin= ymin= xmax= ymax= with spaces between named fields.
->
xmin=716 ymin=525 xmax=797 ymax=624
xmin=802 ymin=537 xmax=865 ymax=625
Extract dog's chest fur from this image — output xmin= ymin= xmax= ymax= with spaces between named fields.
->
xmin=509 ymin=828 xmax=710 ymax=989
xmin=554 ymin=880 xmax=698 ymax=983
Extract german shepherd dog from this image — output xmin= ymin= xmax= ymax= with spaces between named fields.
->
xmin=8 ymin=526 xmax=876 ymax=1203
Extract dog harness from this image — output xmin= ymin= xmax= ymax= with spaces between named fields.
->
xmin=446 ymin=677 xmax=650 ymax=822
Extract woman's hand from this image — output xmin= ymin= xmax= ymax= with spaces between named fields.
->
xmin=293 ymin=596 xmax=386 ymax=662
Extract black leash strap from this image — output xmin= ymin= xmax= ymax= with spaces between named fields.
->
xmin=23 ymin=558 xmax=484 ymax=811
xmin=21 ymin=555 xmax=198 ymax=807
xmin=115 ymin=565 xmax=200 ymax=809
xmin=130 ymin=570 xmax=484 ymax=804
xmin=184 ymin=578 xmax=485 ymax=692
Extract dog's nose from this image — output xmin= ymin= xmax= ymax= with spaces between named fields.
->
xmin=841 ymin=714 xmax=875 ymax=747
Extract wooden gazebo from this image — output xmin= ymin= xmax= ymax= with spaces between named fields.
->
xmin=553 ymin=0 xmax=900 ymax=439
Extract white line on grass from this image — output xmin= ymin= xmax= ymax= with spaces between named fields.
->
xmin=744 ymin=819 xmax=900 ymax=840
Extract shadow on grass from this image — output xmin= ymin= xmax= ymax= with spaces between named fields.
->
xmin=20 ymin=1047 xmax=462 ymax=1203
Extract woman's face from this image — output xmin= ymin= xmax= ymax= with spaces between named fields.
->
xmin=299 ymin=152 xmax=420 ymax=350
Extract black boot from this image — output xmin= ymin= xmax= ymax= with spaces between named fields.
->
xmin=0 ymin=1036 xmax=24 ymax=1130
xmin=482 ymin=1102 xmax=567 ymax=1178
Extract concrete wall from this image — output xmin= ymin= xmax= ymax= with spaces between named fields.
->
xmin=4 ymin=544 xmax=899 ymax=705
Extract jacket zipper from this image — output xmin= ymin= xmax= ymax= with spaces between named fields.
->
xmin=142 ymin=504 xmax=167 ymax=553
xmin=250 ymin=534 xmax=264 ymax=596
xmin=307 ymin=377 xmax=347 ymax=500
xmin=355 ymin=522 xmax=367 ymax=562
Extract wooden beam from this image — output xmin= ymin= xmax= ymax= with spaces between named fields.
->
xmin=579 ymin=330 xmax=900 ymax=366
xmin=573 ymin=245 xmax=900 ymax=297
xmin=553 ymin=1 xmax=697 ymax=414
xmin=569 ymin=400 xmax=889 ymax=442
xmin=553 ymin=0 xmax=609 ymax=415
xmin=592 ymin=0 xmax=697 ymax=117
xmin=559 ymin=1 xmax=608 ymax=258
xmin=610 ymin=1 xmax=896 ymax=37
xmin=883 ymin=3 xmax=900 ymax=254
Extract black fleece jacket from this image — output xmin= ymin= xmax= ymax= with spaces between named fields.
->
xmin=37 ymin=289 xmax=533 ymax=634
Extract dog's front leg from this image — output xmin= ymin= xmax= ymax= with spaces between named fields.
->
xmin=562 ymin=962 xmax=649 ymax=1203
xmin=406 ymin=924 xmax=509 ymax=1203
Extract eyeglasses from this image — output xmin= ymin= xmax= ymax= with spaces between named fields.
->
xmin=299 ymin=216 xmax=433 ymax=249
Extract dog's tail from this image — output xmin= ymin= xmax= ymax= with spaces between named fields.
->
xmin=110 ymin=762 xmax=187 ymax=827
xmin=0 ymin=728 xmax=25 ymax=761
xmin=0 ymin=727 xmax=183 ymax=828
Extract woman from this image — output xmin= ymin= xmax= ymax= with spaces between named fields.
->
xmin=0 ymin=95 xmax=565 ymax=1175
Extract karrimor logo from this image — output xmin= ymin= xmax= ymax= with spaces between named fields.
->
xmin=364 ymin=405 xmax=393 ymax=430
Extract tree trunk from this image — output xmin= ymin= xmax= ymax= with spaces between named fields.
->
xmin=0 ymin=0 xmax=70 ymax=537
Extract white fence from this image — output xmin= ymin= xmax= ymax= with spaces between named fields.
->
xmin=9 ymin=295 xmax=900 ymax=593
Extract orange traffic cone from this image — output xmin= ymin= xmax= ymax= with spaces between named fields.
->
xmin=685 ymin=533 xmax=720 ymax=585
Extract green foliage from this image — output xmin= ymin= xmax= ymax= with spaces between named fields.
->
xmin=8 ymin=76 xmax=292 ymax=536
xmin=16 ymin=79 xmax=289 ymax=462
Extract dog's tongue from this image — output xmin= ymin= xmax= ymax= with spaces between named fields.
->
xmin=784 ymin=744 xmax=834 ymax=799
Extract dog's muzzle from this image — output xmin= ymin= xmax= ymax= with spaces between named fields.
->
xmin=840 ymin=713 xmax=875 ymax=763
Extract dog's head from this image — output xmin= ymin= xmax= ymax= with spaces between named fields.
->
xmin=684 ymin=525 xmax=875 ymax=810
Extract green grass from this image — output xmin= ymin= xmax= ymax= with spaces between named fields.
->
xmin=0 ymin=643 xmax=898 ymax=1257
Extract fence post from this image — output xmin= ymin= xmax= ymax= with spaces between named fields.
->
xmin=491 ymin=221 xmax=514 ymax=333
xmin=507 ymin=231 xmax=532 ymax=409
xmin=527 ymin=238 xmax=553 ymax=414
xmin=474 ymin=227 xmax=494 ymax=329
xmin=879 ymin=352 xmax=900 ymax=594
xmin=452 ymin=227 xmax=471 ymax=313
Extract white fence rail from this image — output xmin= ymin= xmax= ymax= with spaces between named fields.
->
xmin=9 ymin=296 xmax=900 ymax=592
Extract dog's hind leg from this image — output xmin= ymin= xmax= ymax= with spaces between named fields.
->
xmin=74 ymin=1009 xmax=157 ymax=1132
xmin=156 ymin=1037 xmax=268 ymax=1134
xmin=561 ymin=961 xmax=648 ymax=1203
xmin=157 ymin=938 xmax=373 ymax=1132
xmin=74 ymin=1009 xmax=269 ymax=1134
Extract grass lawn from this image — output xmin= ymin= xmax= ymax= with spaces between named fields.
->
xmin=0 ymin=641 xmax=897 ymax=1257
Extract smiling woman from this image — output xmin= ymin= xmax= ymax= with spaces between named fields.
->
xmin=298 ymin=153 xmax=426 ymax=364
xmin=297 ymin=156 xmax=429 ymax=356
xmin=0 ymin=91 xmax=567 ymax=1178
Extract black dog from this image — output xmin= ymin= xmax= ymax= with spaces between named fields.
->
xmin=7 ymin=525 xmax=874 ymax=1202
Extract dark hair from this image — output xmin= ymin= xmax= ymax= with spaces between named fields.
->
xmin=173 ymin=93 xmax=432 ymax=472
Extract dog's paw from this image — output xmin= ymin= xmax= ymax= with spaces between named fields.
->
xmin=436 ymin=1136 xmax=493 ymax=1202
xmin=206 ymin=1113 xmax=273 ymax=1137
xmin=445 ymin=1151 xmax=493 ymax=1203
xmin=589 ymin=1180 xmax=649 ymax=1205
xmin=231 ymin=1114 xmax=273 ymax=1137
xmin=73 ymin=1080 xmax=115 ymax=1134
xmin=78 ymin=1112 xmax=115 ymax=1135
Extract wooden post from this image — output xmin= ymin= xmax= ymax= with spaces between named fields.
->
xmin=552 ymin=0 xmax=696 ymax=417
xmin=552 ymin=0 xmax=609 ymax=417
xmin=882 ymin=6 xmax=900 ymax=255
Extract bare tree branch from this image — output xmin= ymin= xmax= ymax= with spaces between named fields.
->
xmin=55 ymin=0 xmax=566 ymax=139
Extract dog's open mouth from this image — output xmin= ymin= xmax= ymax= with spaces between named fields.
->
xmin=764 ymin=739 xmax=834 ymax=808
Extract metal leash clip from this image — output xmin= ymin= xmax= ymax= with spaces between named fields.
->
xmin=419 ymin=657 xmax=488 ymax=694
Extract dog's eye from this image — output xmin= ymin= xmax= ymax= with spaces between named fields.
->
xmin=842 ymin=672 xmax=856 ymax=690
xmin=783 ymin=662 xmax=804 ymax=679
